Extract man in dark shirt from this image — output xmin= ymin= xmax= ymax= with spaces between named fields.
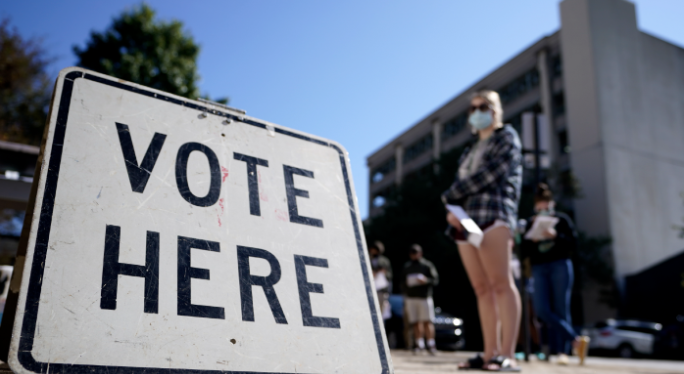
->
xmin=402 ymin=244 xmax=439 ymax=354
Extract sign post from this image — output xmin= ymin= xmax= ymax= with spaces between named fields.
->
xmin=3 ymin=68 xmax=392 ymax=374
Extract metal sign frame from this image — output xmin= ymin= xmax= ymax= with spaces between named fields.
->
xmin=8 ymin=69 xmax=390 ymax=374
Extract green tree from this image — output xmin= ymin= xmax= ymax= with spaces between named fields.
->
xmin=74 ymin=4 xmax=205 ymax=100
xmin=0 ymin=18 xmax=52 ymax=146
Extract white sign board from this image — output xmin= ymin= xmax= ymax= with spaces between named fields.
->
xmin=8 ymin=68 xmax=392 ymax=374
xmin=0 ymin=266 xmax=12 ymax=314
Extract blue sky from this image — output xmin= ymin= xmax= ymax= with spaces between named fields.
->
xmin=2 ymin=0 xmax=683 ymax=219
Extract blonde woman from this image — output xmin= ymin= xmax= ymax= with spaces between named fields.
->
xmin=443 ymin=90 xmax=523 ymax=371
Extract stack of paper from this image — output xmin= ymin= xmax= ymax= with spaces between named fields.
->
xmin=524 ymin=216 xmax=559 ymax=241
xmin=446 ymin=205 xmax=484 ymax=248
xmin=406 ymin=273 xmax=427 ymax=287
xmin=374 ymin=271 xmax=389 ymax=290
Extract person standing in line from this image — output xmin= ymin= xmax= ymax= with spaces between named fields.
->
xmin=369 ymin=241 xmax=393 ymax=321
xmin=402 ymin=244 xmax=439 ymax=355
xmin=520 ymin=183 xmax=590 ymax=365
xmin=443 ymin=90 xmax=523 ymax=371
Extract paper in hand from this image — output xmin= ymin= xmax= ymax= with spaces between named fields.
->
xmin=446 ymin=205 xmax=484 ymax=248
xmin=406 ymin=273 xmax=427 ymax=287
xmin=374 ymin=271 xmax=389 ymax=290
xmin=524 ymin=216 xmax=559 ymax=241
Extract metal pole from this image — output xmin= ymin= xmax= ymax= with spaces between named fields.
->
xmin=522 ymin=114 xmax=541 ymax=362
xmin=521 ymin=254 xmax=530 ymax=362
xmin=531 ymin=113 xmax=542 ymax=361
xmin=534 ymin=114 xmax=541 ymax=187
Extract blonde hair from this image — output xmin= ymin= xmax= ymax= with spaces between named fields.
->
xmin=470 ymin=89 xmax=504 ymax=129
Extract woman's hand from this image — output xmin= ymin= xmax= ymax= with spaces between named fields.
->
xmin=447 ymin=211 xmax=463 ymax=231
xmin=542 ymin=227 xmax=557 ymax=239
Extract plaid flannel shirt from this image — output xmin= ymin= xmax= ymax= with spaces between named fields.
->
xmin=442 ymin=124 xmax=523 ymax=232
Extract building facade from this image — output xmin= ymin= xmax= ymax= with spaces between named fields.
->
xmin=366 ymin=0 xmax=684 ymax=322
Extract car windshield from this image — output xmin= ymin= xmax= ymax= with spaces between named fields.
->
xmin=616 ymin=325 xmax=660 ymax=334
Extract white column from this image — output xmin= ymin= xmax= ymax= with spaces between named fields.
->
xmin=537 ymin=49 xmax=555 ymax=166
xmin=394 ymin=144 xmax=404 ymax=186
xmin=432 ymin=121 xmax=442 ymax=160
xmin=432 ymin=121 xmax=442 ymax=174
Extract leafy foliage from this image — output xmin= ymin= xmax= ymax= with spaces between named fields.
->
xmin=574 ymin=233 xmax=613 ymax=285
xmin=0 ymin=19 xmax=52 ymax=145
xmin=74 ymin=4 xmax=202 ymax=99
xmin=573 ymin=232 xmax=617 ymax=310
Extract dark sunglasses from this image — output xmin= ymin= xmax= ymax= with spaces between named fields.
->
xmin=468 ymin=103 xmax=492 ymax=113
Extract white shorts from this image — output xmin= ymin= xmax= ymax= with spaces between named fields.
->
xmin=456 ymin=219 xmax=509 ymax=246
xmin=405 ymin=297 xmax=435 ymax=324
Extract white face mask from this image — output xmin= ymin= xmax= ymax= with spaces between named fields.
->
xmin=468 ymin=110 xmax=493 ymax=130
xmin=535 ymin=201 xmax=555 ymax=216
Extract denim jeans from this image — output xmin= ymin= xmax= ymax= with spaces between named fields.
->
xmin=531 ymin=258 xmax=576 ymax=354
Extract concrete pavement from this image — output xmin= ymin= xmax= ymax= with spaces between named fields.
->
xmin=0 ymin=352 xmax=682 ymax=373
xmin=391 ymin=350 xmax=684 ymax=374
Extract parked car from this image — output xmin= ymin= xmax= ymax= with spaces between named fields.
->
xmin=385 ymin=294 xmax=465 ymax=350
xmin=653 ymin=315 xmax=684 ymax=360
xmin=582 ymin=319 xmax=662 ymax=358
xmin=433 ymin=307 xmax=466 ymax=351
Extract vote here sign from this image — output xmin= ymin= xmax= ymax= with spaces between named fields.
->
xmin=7 ymin=68 xmax=392 ymax=374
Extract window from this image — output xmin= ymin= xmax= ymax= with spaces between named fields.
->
xmin=616 ymin=326 xmax=660 ymax=335
xmin=552 ymin=91 xmax=565 ymax=117
xmin=558 ymin=130 xmax=569 ymax=154
xmin=507 ymin=113 xmax=523 ymax=134
xmin=371 ymin=185 xmax=396 ymax=208
xmin=504 ymin=103 xmax=540 ymax=135
xmin=551 ymin=55 xmax=562 ymax=79
xmin=442 ymin=112 xmax=468 ymax=141
xmin=371 ymin=158 xmax=396 ymax=184
xmin=0 ymin=209 xmax=25 ymax=237
xmin=372 ymin=195 xmax=386 ymax=208
xmin=404 ymin=162 xmax=433 ymax=182
xmin=499 ymin=69 xmax=540 ymax=105
xmin=403 ymin=133 xmax=433 ymax=165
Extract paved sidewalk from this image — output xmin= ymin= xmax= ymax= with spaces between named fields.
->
xmin=391 ymin=350 xmax=684 ymax=374
xmin=1 ymin=353 xmax=682 ymax=373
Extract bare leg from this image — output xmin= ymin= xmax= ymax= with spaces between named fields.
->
xmin=425 ymin=321 xmax=435 ymax=341
xmin=458 ymin=243 xmax=499 ymax=362
xmin=425 ymin=321 xmax=436 ymax=353
xmin=413 ymin=322 xmax=425 ymax=345
xmin=479 ymin=226 xmax=521 ymax=361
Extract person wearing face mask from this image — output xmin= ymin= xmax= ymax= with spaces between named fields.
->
xmin=520 ymin=183 xmax=589 ymax=366
xmin=442 ymin=90 xmax=523 ymax=371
